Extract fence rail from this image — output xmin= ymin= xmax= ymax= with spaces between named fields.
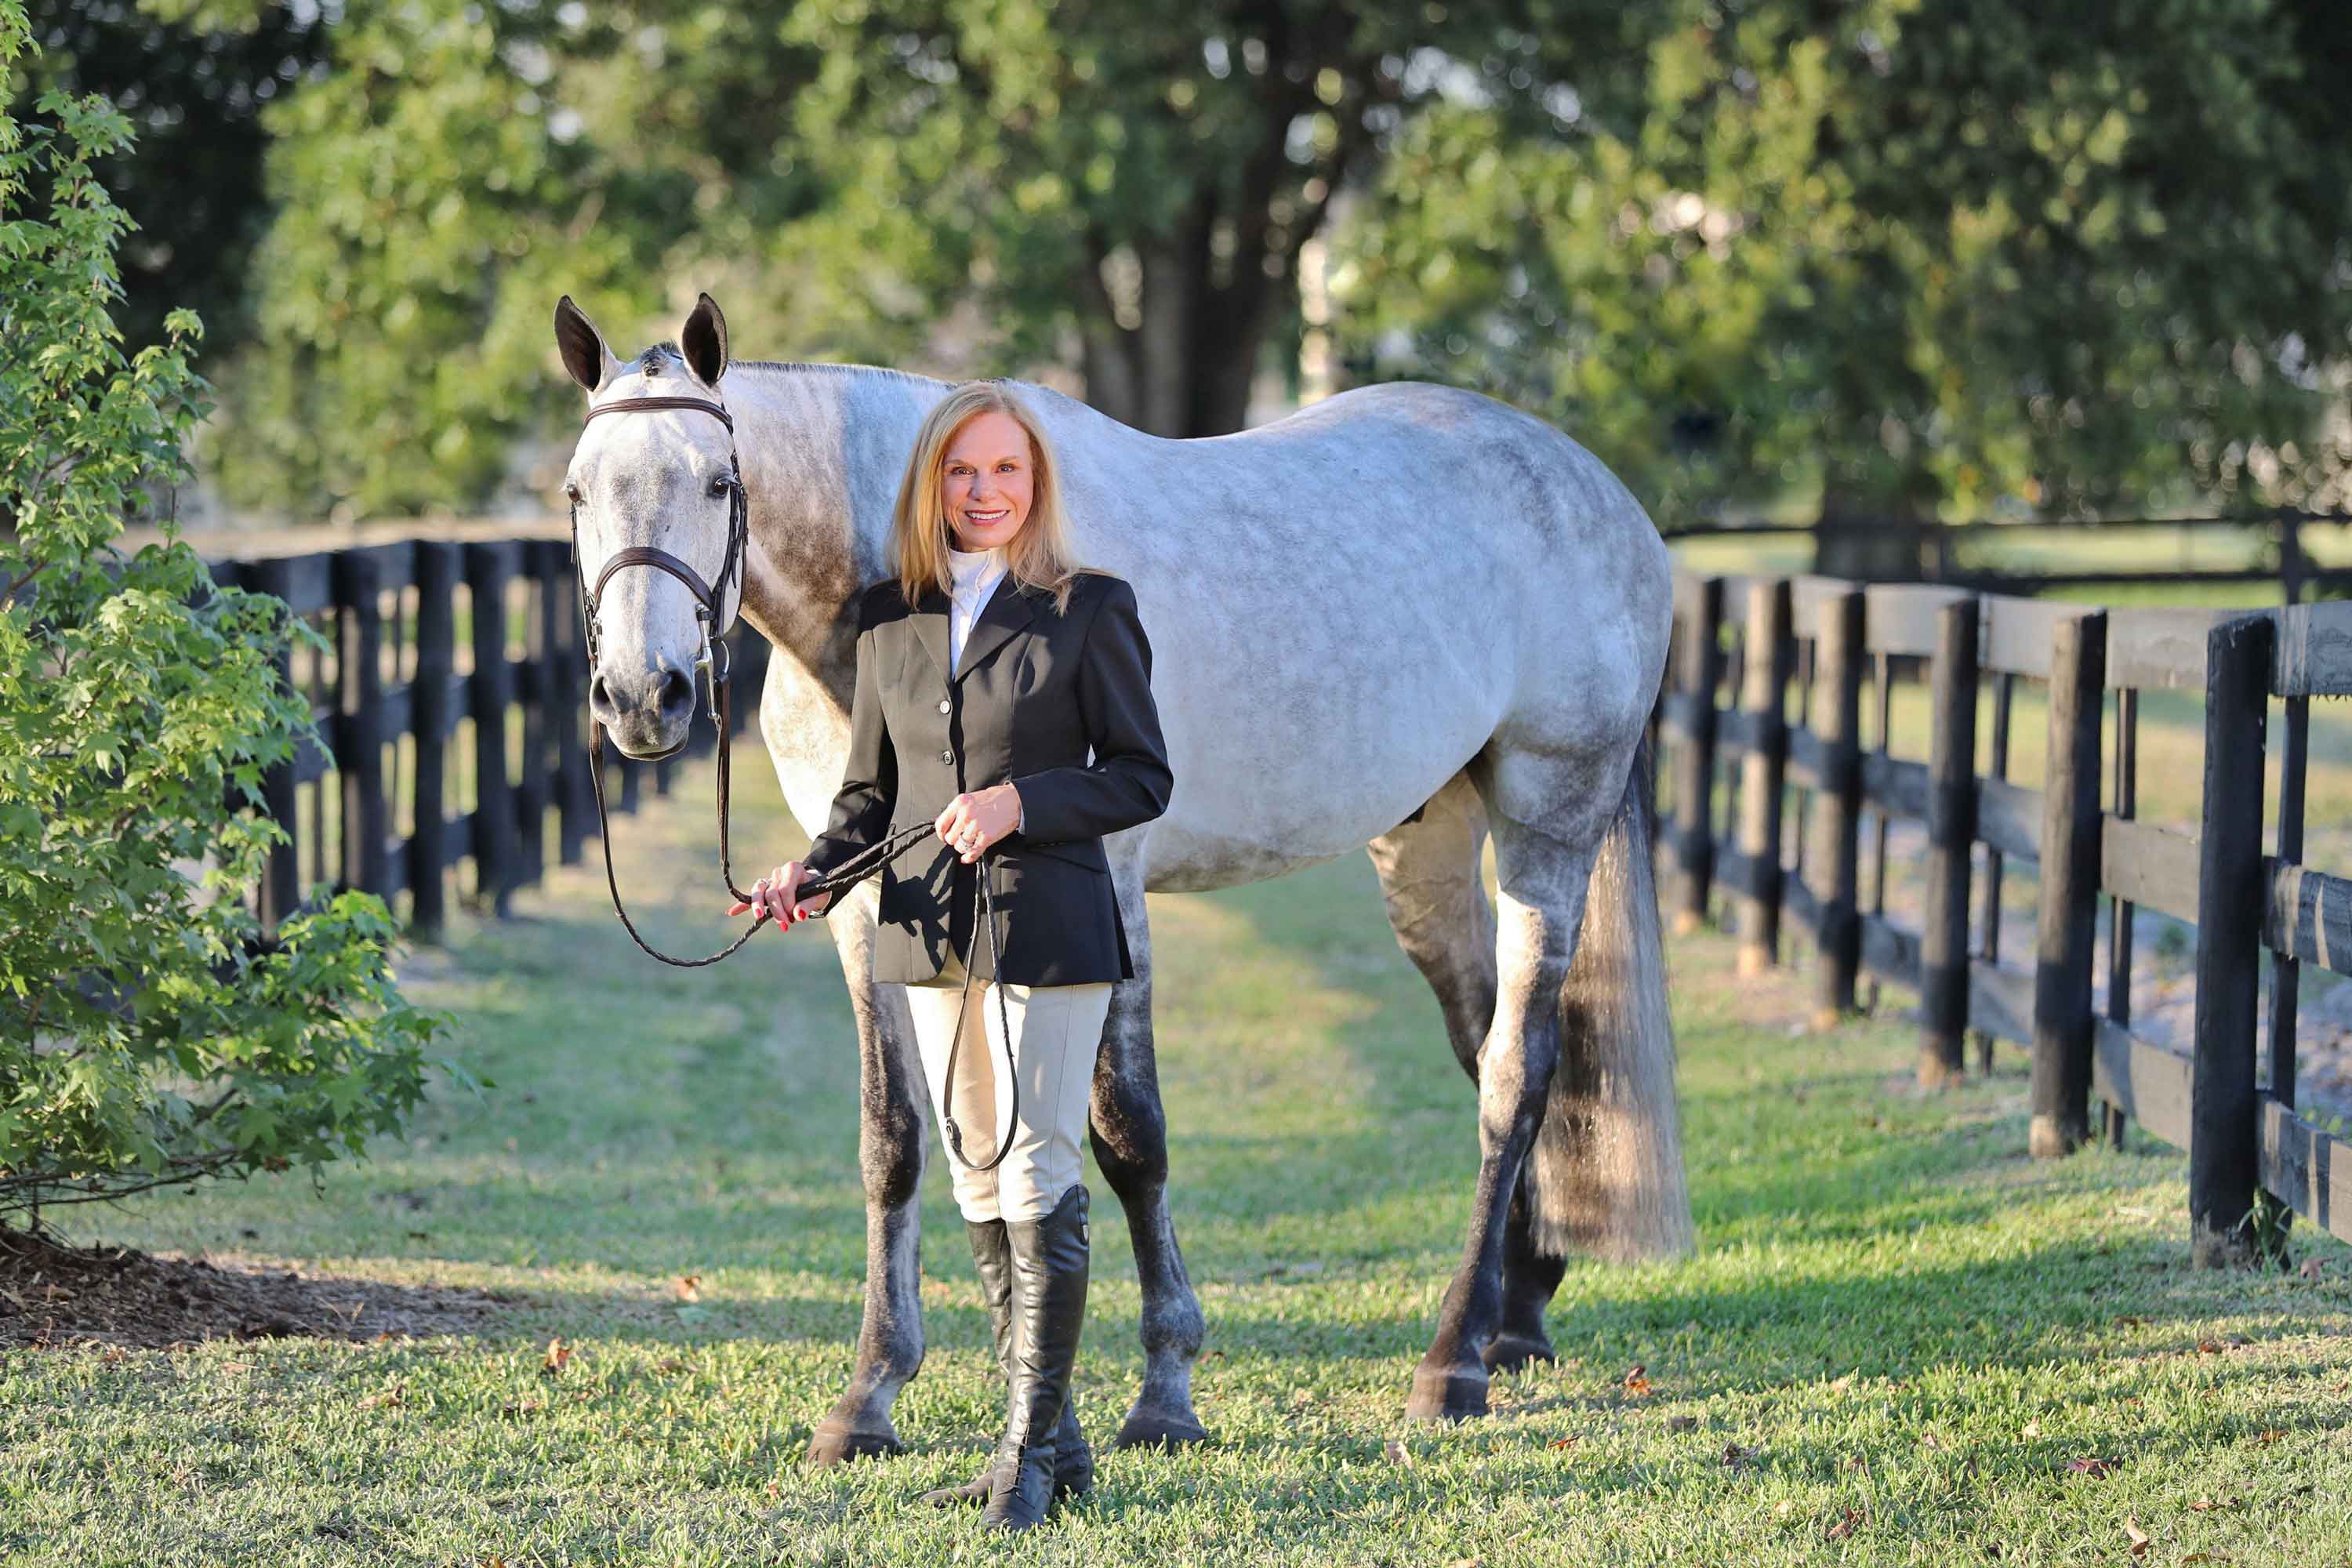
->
xmin=1658 ymin=567 xmax=2351 ymax=1261
xmin=1664 ymin=510 xmax=2352 ymax=598
xmin=205 ymin=535 xmax=770 ymax=938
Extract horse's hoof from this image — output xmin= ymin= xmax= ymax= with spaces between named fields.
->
xmin=1480 ymin=1332 xmax=1557 ymax=1374
xmin=1111 ymin=1406 xmax=1212 ymax=1450
xmin=1405 ymin=1362 xmax=1490 ymax=1423
xmin=804 ymin=1419 xmax=905 ymax=1466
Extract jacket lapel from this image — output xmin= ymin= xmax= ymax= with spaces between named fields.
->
xmin=953 ymin=575 xmax=1039 ymax=684
xmin=907 ymin=574 xmax=1040 ymax=686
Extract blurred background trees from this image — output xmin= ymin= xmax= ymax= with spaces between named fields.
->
xmin=15 ymin=0 xmax=2350 ymax=534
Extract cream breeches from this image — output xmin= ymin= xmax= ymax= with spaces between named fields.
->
xmin=901 ymin=949 xmax=1113 ymax=1224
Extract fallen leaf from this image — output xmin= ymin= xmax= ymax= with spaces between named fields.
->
xmin=2067 ymin=1457 xmax=2122 ymax=1478
xmin=1666 ymin=1415 xmax=1698 ymax=1433
xmin=2113 ymin=1315 xmax=2148 ymax=1329
xmin=1826 ymin=1508 xmax=1863 ymax=1540
xmin=1773 ymin=1499 xmax=1792 ymax=1518
xmin=1828 ymin=1373 xmax=1855 ymax=1394
xmin=2020 ymin=1419 xmax=2042 ymax=1439
xmin=1383 ymin=1439 xmax=1414 ymax=1468
xmin=2254 ymin=1428 xmax=2285 ymax=1445
xmin=655 ymin=1357 xmax=687 ymax=1374
xmin=1546 ymin=1437 xmax=1578 ymax=1450
xmin=2180 ymin=1554 xmax=2230 ymax=1564
xmin=674 ymin=1275 xmax=702 ymax=1303
xmin=2124 ymin=1517 xmax=2151 ymax=1557
xmin=357 ymin=1379 xmax=406 ymax=1411
xmin=1621 ymin=1365 xmax=1652 ymax=1397
xmin=2198 ymin=1338 xmax=2226 ymax=1355
xmin=541 ymin=1338 xmax=572 ymax=1377
xmin=1721 ymin=1441 xmax=1760 ymax=1471
xmin=1920 ymin=1431 xmax=1942 ymax=1450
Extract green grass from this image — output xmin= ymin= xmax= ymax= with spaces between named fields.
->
xmin=5 ymin=756 xmax=2349 ymax=1566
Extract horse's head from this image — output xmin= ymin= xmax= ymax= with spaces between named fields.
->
xmin=555 ymin=292 xmax=746 ymax=759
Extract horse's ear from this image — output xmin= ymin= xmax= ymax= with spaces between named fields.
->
xmin=681 ymin=292 xmax=729 ymax=387
xmin=554 ymin=295 xmax=621 ymax=394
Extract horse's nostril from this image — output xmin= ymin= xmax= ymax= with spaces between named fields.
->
xmin=659 ymin=667 xmax=694 ymax=714
xmin=589 ymin=672 xmax=612 ymax=711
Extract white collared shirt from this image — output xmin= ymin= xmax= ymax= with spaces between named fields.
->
xmin=945 ymin=543 xmax=1009 ymax=674
xmin=943 ymin=543 xmax=1022 ymax=830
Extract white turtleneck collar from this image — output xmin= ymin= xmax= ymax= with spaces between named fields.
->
xmin=946 ymin=542 xmax=1007 ymax=585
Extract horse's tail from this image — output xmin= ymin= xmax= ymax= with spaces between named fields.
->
xmin=1525 ymin=738 xmax=1697 ymax=1261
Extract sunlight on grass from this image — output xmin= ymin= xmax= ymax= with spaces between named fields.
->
xmin=4 ymin=752 xmax=2347 ymax=1566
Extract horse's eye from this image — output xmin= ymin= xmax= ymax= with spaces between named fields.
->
xmin=564 ymin=481 xmax=583 ymax=505
xmin=708 ymin=474 xmax=731 ymax=499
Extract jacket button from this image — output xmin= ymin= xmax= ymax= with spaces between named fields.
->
xmin=937 ymin=698 xmax=951 ymax=714
xmin=940 ymin=748 xmax=953 ymax=764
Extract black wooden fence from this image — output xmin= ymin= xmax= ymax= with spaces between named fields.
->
xmin=1659 ymin=569 xmax=2351 ymax=1264
xmin=205 ymin=535 xmax=770 ymax=938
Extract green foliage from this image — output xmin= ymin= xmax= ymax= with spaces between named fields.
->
xmin=208 ymin=0 xmax=829 ymax=517
xmin=0 ymin=2 xmax=447 ymax=1220
xmin=1335 ymin=0 xmax=2352 ymax=524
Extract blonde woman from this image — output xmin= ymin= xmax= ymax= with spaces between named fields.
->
xmin=735 ymin=381 xmax=1172 ymax=1530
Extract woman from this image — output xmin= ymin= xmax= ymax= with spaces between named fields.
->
xmin=734 ymin=380 xmax=1173 ymax=1531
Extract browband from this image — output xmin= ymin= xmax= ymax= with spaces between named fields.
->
xmin=584 ymin=394 xmax=735 ymax=433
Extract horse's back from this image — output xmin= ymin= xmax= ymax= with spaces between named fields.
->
xmin=1006 ymin=380 xmax=1668 ymax=891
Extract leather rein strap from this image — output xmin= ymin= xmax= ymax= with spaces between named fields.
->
xmin=568 ymin=392 xmax=1020 ymax=1169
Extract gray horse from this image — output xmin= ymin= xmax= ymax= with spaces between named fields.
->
xmin=555 ymin=293 xmax=1693 ymax=1461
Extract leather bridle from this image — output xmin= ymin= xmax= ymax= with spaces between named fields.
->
xmin=568 ymin=390 xmax=1025 ymax=1171
xmin=569 ymin=392 xmax=763 ymax=967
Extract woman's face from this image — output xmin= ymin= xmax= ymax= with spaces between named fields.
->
xmin=941 ymin=409 xmax=1036 ymax=552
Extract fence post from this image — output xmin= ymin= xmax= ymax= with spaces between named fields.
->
xmin=2189 ymin=612 xmax=2274 ymax=1269
xmin=1920 ymin=597 xmax=1980 ymax=1087
xmin=540 ymin=539 xmax=590 ymax=866
xmin=516 ymin=546 xmax=555 ymax=890
xmin=1671 ymin=575 xmax=1725 ymax=935
xmin=410 ymin=543 xmax=458 ymax=938
xmin=2031 ymin=611 xmax=2106 ymax=1156
xmin=250 ymin=556 xmax=302 ymax=929
xmin=1809 ymin=586 xmax=1865 ymax=1028
xmin=335 ymin=551 xmax=387 ymax=899
xmin=466 ymin=542 xmax=518 ymax=917
xmin=1737 ymin=578 xmax=1791 ymax=974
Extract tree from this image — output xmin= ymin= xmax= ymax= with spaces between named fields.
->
xmin=212 ymin=2 xmax=1663 ymax=514
xmin=8 ymin=0 xmax=332 ymax=360
xmin=1333 ymin=0 xmax=2352 ymax=558
xmin=206 ymin=0 xmax=832 ymax=517
xmin=0 ymin=3 xmax=448 ymax=1224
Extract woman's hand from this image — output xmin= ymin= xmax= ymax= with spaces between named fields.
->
xmin=729 ymin=860 xmax=833 ymax=928
xmin=935 ymin=783 xmax=1022 ymax=865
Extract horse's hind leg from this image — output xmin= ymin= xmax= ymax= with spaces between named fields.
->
xmin=1368 ymin=772 xmax=1563 ymax=1372
xmin=805 ymin=893 xmax=929 ymax=1465
xmin=1089 ymin=865 xmax=1210 ymax=1449
xmin=1405 ymin=760 xmax=1615 ymax=1423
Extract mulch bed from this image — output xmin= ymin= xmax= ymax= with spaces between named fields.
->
xmin=0 ymin=1225 xmax=511 ymax=1352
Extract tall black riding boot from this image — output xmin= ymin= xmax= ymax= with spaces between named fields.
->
xmin=916 ymin=1216 xmax=1092 ymax=1509
xmin=982 ymin=1183 xmax=1091 ymax=1532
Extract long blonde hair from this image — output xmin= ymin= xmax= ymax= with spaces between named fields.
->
xmin=891 ymin=381 xmax=1091 ymax=616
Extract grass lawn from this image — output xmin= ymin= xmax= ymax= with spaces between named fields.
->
xmin=4 ymin=752 xmax=2348 ymax=1566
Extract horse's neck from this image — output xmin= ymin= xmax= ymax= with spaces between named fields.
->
xmin=726 ymin=362 xmax=946 ymax=679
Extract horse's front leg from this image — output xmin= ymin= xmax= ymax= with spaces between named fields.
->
xmin=806 ymin=893 xmax=929 ymax=1465
xmin=1090 ymin=873 xmax=1210 ymax=1450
